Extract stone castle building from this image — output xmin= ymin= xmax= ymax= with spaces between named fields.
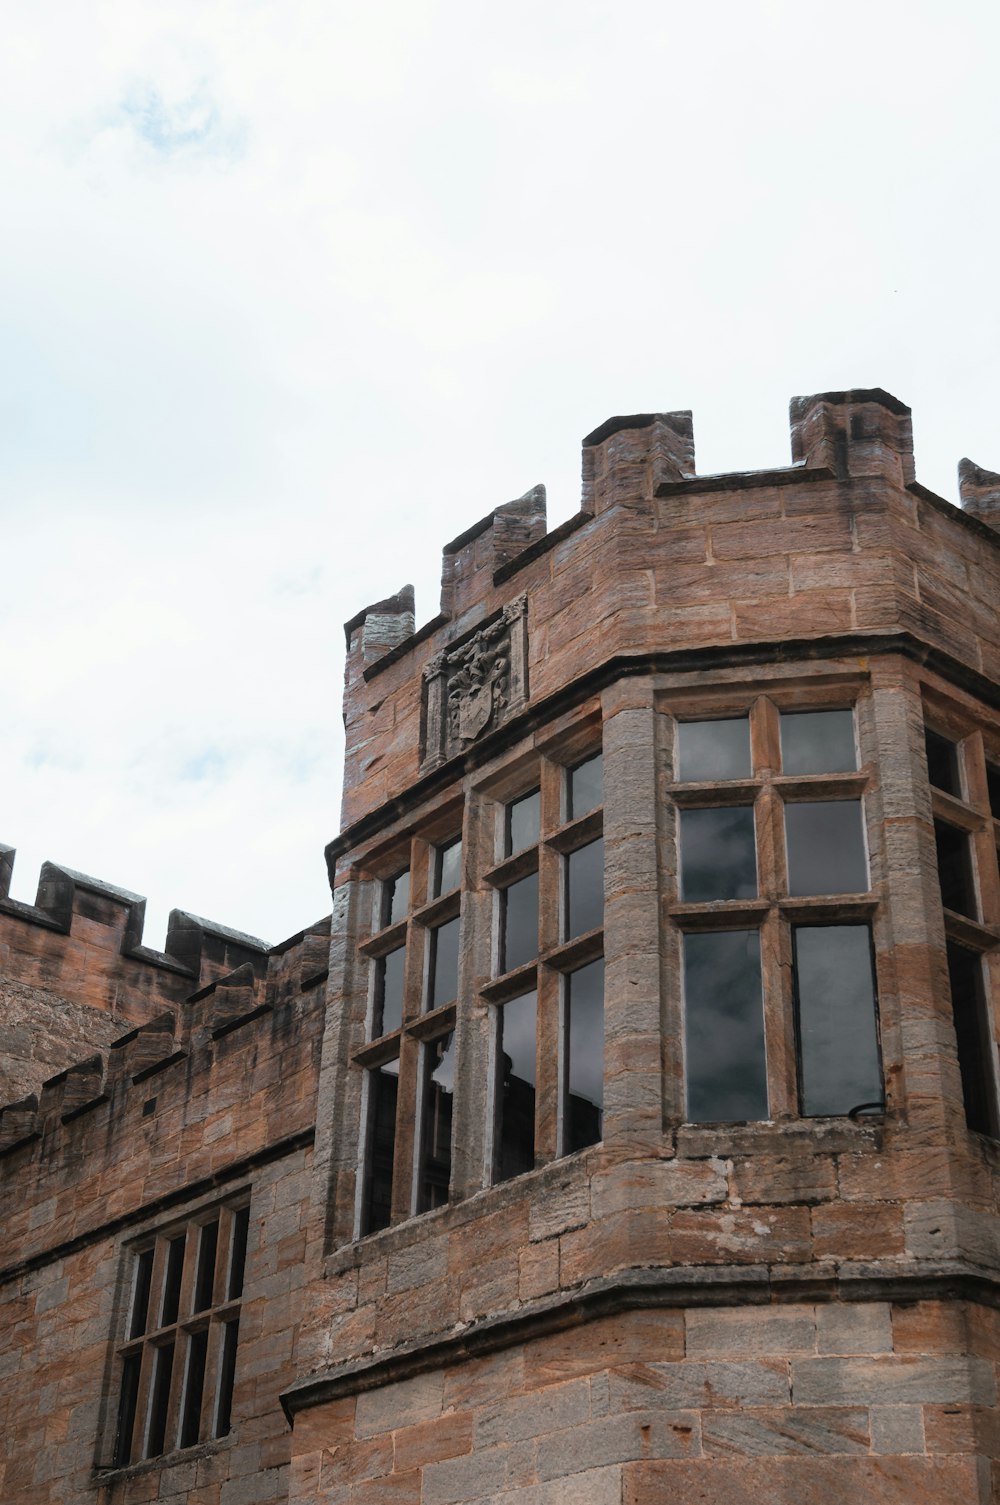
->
xmin=2 ymin=387 xmax=1000 ymax=1503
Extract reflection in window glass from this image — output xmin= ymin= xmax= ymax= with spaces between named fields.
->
xmin=434 ymin=838 xmax=462 ymax=897
xmin=566 ymin=838 xmax=604 ymax=938
xmin=506 ymin=790 xmax=540 ymax=856
xmin=129 ymin=1248 xmax=154 ymax=1339
xmin=925 ymin=729 xmax=963 ymax=798
xmin=683 ymin=931 xmax=766 ymax=1122
xmin=677 ymin=718 xmax=751 ymax=782
xmin=215 ymin=1318 xmax=239 ymax=1437
xmin=113 ymin=1354 xmax=141 ymax=1467
xmin=946 ymin=943 xmax=999 ymax=1138
xmin=781 ymin=710 xmax=857 ymax=775
xmin=382 ymin=868 xmax=410 ymax=928
xmin=565 ymin=960 xmax=604 ymax=1152
xmin=418 ymin=1033 xmax=455 ymax=1211
xmin=160 ymin=1235 xmax=186 ymax=1327
xmin=374 ymin=947 xmax=406 ymax=1036
xmin=227 ymin=1207 xmax=250 ymax=1301
xmin=793 ymin=926 xmax=882 ymax=1116
xmin=500 ymin=871 xmax=538 ymax=973
xmin=568 ymin=752 xmax=603 ymax=819
xmin=679 ymin=807 xmax=757 ymax=902
xmin=428 ymin=917 xmax=460 ymax=1009
xmin=987 ymin=763 xmax=1000 ymax=820
xmin=785 ymin=801 xmax=868 ymax=896
xmin=146 ymin=1342 xmax=175 ymax=1458
xmin=179 ymin=1327 xmax=208 ymax=1448
xmin=496 ymin=993 xmax=537 ymax=1182
xmin=363 ymin=1057 xmax=400 ymax=1235
xmin=934 ymin=821 xmax=978 ymax=918
xmin=194 ymin=1221 xmax=218 ymax=1312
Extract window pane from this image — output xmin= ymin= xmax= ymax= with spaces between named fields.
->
xmin=677 ymin=718 xmax=751 ymax=781
xmin=429 ymin=917 xmax=460 ymax=1009
xmin=434 ymin=837 xmax=462 ymax=897
xmin=568 ymin=752 xmax=603 ymax=819
xmin=566 ymin=838 xmax=604 ymax=938
xmin=500 ymin=871 xmax=538 ymax=973
xmin=179 ymin=1328 xmax=208 ymax=1448
xmin=374 ymin=947 xmax=405 ymax=1036
xmin=145 ymin=1341 xmax=175 ymax=1458
xmin=987 ymin=763 xmax=1000 ymax=820
xmin=506 ymin=790 xmax=540 ymax=855
xmin=227 ymin=1206 xmax=250 ymax=1301
xmin=113 ymin=1353 xmax=141 ymax=1467
xmin=194 ymin=1222 xmax=218 ymax=1313
xmin=160 ymin=1235 xmax=186 ymax=1327
xmin=496 ymin=992 xmax=537 ymax=1182
xmin=946 ymin=943 xmax=999 ymax=1138
xmin=215 ymin=1318 xmax=240 ymax=1438
xmin=781 ymin=710 xmax=857 ymax=775
xmin=683 ymin=931 xmax=767 ymax=1122
xmin=566 ymin=960 xmax=604 ymax=1152
xmin=363 ymin=1057 xmax=399 ymax=1235
xmin=794 ymin=926 xmax=883 ymax=1116
xmin=935 ymin=821 xmax=978 ymax=918
xmin=679 ymin=807 xmax=757 ymax=902
xmin=129 ymin=1247 xmax=154 ymax=1339
xmin=785 ymin=801 xmax=868 ymax=896
xmin=418 ymin=1033 xmax=455 ymax=1212
xmin=925 ymin=729 xmax=963 ymax=798
xmin=383 ymin=868 xmax=410 ymax=928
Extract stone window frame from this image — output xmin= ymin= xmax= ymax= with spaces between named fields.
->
xmin=353 ymin=808 xmax=466 ymax=1234
xmin=662 ymin=687 xmax=883 ymax=1124
xmin=920 ymin=691 xmax=1000 ymax=1136
xmin=102 ymin=1193 xmax=250 ymax=1472
xmin=476 ymin=725 xmax=605 ymax=1178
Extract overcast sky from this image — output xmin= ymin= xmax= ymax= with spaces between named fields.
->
xmin=2 ymin=0 xmax=999 ymax=951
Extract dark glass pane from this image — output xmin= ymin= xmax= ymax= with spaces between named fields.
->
xmin=160 ymin=1234 xmax=186 ymax=1327
xmin=227 ymin=1205 xmax=250 ymax=1301
xmin=925 ymin=729 xmax=963 ymax=797
xmin=362 ymin=1058 xmax=399 ymax=1235
xmin=987 ymin=763 xmax=1000 ymax=820
xmin=568 ymin=752 xmax=603 ymax=819
xmin=794 ymin=926 xmax=883 ymax=1116
xmin=129 ymin=1247 xmax=155 ymax=1339
xmin=781 ymin=710 xmax=857 ymax=775
xmin=935 ymin=821 xmax=978 ymax=918
xmin=506 ymin=790 xmax=540 ymax=855
xmin=683 ymin=931 xmax=767 ymax=1122
xmin=946 ymin=943 xmax=999 ymax=1138
xmin=785 ymin=801 xmax=868 ymax=896
xmin=434 ymin=837 xmax=462 ymax=897
xmin=566 ymin=838 xmax=604 ymax=938
xmin=383 ymin=868 xmax=410 ymax=928
xmin=374 ymin=947 xmax=405 ymax=1036
xmin=215 ymin=1318 xmax=240 ymax=1437
xmin=500 ymin=871 xmax=538 ymax=973
xmin=179 ymin=1328 xmax=208 ymax=1448
xmin=496 ymin=992 xmax=537 ymax=1182
xmin=679 ymin=807 xmax=757 ymax=902
xmin=418 ymin=1032 xmax=455 ymax=1212
xmin=145 ymin=1341 xmax=175 ymax=1457
xmin=113 ymin=1353 xmax=141 ymax=1467
xmin=194 ymin=1221 xmax=218 ymax=1313
xmin=677 ymin=718 xmax=751 ymax=782
xmin=566 ymin=959 xmax=604 ymax=1152
xmin=429 ymin=917 xmax=460 ymax=1009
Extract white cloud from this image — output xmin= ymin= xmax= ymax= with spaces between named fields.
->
xmin=2 ymin=0 xmax=1000 ymax=948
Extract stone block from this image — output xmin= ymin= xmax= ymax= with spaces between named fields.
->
xmin=701 ymin=1405 xmax=869 ymax=1456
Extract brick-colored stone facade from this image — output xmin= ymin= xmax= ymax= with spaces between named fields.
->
xmin=2 ymin=388 xmax=999 ymax=1503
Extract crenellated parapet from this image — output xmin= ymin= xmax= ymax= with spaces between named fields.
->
xmin=335 ymin=388 xmax=1000 ymax=835
xmin=0 ymin=913 xmax=331 ymax=1177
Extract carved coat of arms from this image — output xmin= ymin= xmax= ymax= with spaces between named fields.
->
xmin=422 ymin=596 xmax=528 ymax=769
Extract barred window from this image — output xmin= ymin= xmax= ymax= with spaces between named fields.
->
xmin=112 ymin=1199 xmax=249 ymax=1467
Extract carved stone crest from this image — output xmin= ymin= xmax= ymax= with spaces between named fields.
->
xmin=422 ymin=596 xmax=528 ymax=769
